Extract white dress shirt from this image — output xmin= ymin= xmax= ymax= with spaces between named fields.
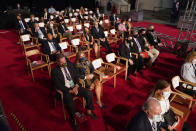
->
xmin=61 ymin=67 xmax=74 ymax=88
xmin=48 ymin=41 xmax=57 ymax=53
xmin=133 ymin=38 xmax=142 ymax=52
xmin=48 ymin=8 xmax=56 ymax=14
xmin=19 ymin=20 xmax=25 ymax=30
xmin=181 ymin=62 xmax=196 ymax=83
xmin=148 ymin=118 xmax=157 ymax=131
xmin=37 ymin=28 xmax=44 ymax=39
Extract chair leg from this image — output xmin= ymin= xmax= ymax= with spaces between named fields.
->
xmin=61 ymin=100 xmax=66 ymax=120
xmin=114 ymin=76 xmax=116 ymax=88
xmin=125 ymin=69 xmax=128 ymax=80
xmin=30 ymin=69 xmax=35 ymax=82
xmin=48 ymin=65 xmax=51 ymax=76
xmin=82 ymin=98 xmax=86 ymax=108
xmin=88 ymin=50 xmax=90 ymax=60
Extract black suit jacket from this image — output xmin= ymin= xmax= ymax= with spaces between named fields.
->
xmin=32 ymin=27 xmax=47 ymax=38
xmin=91 ymin=25 xmax=105 ymax=39
xmin=132 ymin=37 xmax=145 ymax=53
xmin=110 ymin=15 xmax=117 ymax=22
xmin=119 ymin=42 xmax=135 ymax=60
xmin=58 ymin=23 xmax=68 ymax=35
xmin=126 ymin=111 xmax=161 ymax=131
xmin=28 ymin=19 xmax=38 ymax=30
xmin=42 ymin=39 xmax=61 ymax=55
xmin=15 ymin=19 xmax=28 ymax=31
xmin=146 ymin=31 xmax=160 ymax=46
xmin=52 ymin=59 xmax=80 ymax=94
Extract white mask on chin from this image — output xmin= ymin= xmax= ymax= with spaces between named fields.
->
xmin=163 ymin=91 xmax=171 ymax=99
xmin=152 ymin=115 xmax=162 ymax=122
xmin=192 ymin=59 xmax=196 ymax=65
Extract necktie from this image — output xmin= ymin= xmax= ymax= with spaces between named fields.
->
xmin=63 ymin=67 xmax=72 ymax=81
xmin=152 ymin=122 xmax=157 ymax=131
xmin=135 ymin=38 xmax=142 ymax=52
xmin=62 ymin=25 xmax=65 ymax=32
xmin=20 ymin=21 xmax=25 ymax=31
xmin=49 ymin=41 xmax=57 ymax=51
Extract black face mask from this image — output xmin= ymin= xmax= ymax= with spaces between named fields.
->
xmin=61 ymin=63 xmax=67 ymax=67
xmin=151 ymin=29 xmax=154 ymax=32
xmin=141 ymin=34 xmax=146 ymax=37
xmin=127 ymin=40 xmax=132 ymax=43
xmin=133 ymin=35 xmax=138 ymax=38
xmin=80 ymin=57 xmax=86 ymax=62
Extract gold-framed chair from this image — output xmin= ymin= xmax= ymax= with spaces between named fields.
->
xmin=92 ymin=58 xmax=117 ymax=88
xmin=71 ymin=38 xmax=91 ymax=60
xmin=105 ymin=53 xmax=128 ymax=80
xmin=171 ymin=76 xmax=196 ymax=109
xmin=169 ymin=76 xmax=196 ymax=121
xmin=20 ymin=34 xmax=39 ymax=53
xmin=59 ymin=41 xmax=76 ymax=59
xmin=25 ymin=48 xmax=51 ymax=81
xmin=54 ymin=79 xmax=86 ymax=120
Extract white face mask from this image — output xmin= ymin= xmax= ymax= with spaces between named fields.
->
xmin=192 ymin=59 xmax=196 ymax=64
xmin=152 ymin=114 xmax=162 ymax=122
xmin=163 ymin=91 xmax=171 ymax=99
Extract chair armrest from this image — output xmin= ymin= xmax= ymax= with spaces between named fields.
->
xmin=181 ymin=80 xmax=196 ymax=87
xmin=94 ymin=70 xmax=103 ymax=82
xmin=79 ymin=78 xmax=85 ymax=88
xmin=171 ymin=91 xmax=193 ymax=101
xmin=131 ymin=52 xmax=138 ymax=59
xmin=170 ymin=106 xmax=184 ymax=118
xmin=116 ymin=56 xmax=128 ymax=63
xmin=56 ymin=89 xmax=64 ymax=100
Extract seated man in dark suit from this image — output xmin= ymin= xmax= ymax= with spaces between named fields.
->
xmin=91 ymin=21 xmax=112 ymax=53
xmin=132 ymin=29 xmax=150 ymax=72
xmin=32 ymin=23 xmax=47 ymax=43
xmin=28 ymin=14 xmax=38 ymax=32
xmin=119 ymin=37 xmax=139 ymax=80
xmin=58 ymin=20 xmax=73 ymax=40
xmin=42 ymin=33 xmax=62 ymax=61
xmin=110 ymin=13 xmax=117 ymax=26
xmin=15 ymin=13 xmax=29 ymax=35
xmin=126 ymin=98 xmax=162 ymax=131
xmin=47 ymin=21 xmax=60 ymax=43
xmin=52 ymin=54 xmax=97 ymax=130
xmin=146 ymin=25 xmax=163 ymax=48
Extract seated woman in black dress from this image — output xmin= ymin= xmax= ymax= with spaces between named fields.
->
xmin=83 ymin=26 xmax=99 ymax=58
xmin=75 ymin=52 xmax=104 ymax=108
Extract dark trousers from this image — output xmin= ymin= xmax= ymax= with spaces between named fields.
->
xmin=127 ymin=58 xmax=138 ymax=76
xmin=100 ymin=40 xmax=113 ymax=53
xmin=137 ymin=55 xmax=144 ymax=71
xmin=63 ymin=87 xmax=94 ymax=119
xmin=49 ymin=54 xmax=58 ymax=61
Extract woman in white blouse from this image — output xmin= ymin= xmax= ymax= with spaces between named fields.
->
xmin=150 ymin=80 xmax=192 ymax=131
xmin=181 ymin=51 xmax=196 ymax=83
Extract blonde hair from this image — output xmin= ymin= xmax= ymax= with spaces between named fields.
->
xmin=185 ymin=51 xmax=196 ymax=63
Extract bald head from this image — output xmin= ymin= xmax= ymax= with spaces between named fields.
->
xmin=143 ymin=98 xmax=162 ymax=119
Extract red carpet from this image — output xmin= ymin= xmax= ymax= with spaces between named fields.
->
xmin=0 ymin=21 xmax=195 ymax=131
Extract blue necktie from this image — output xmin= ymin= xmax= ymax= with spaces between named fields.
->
xmin=20 ymin=21 xmax=25 ymax=32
